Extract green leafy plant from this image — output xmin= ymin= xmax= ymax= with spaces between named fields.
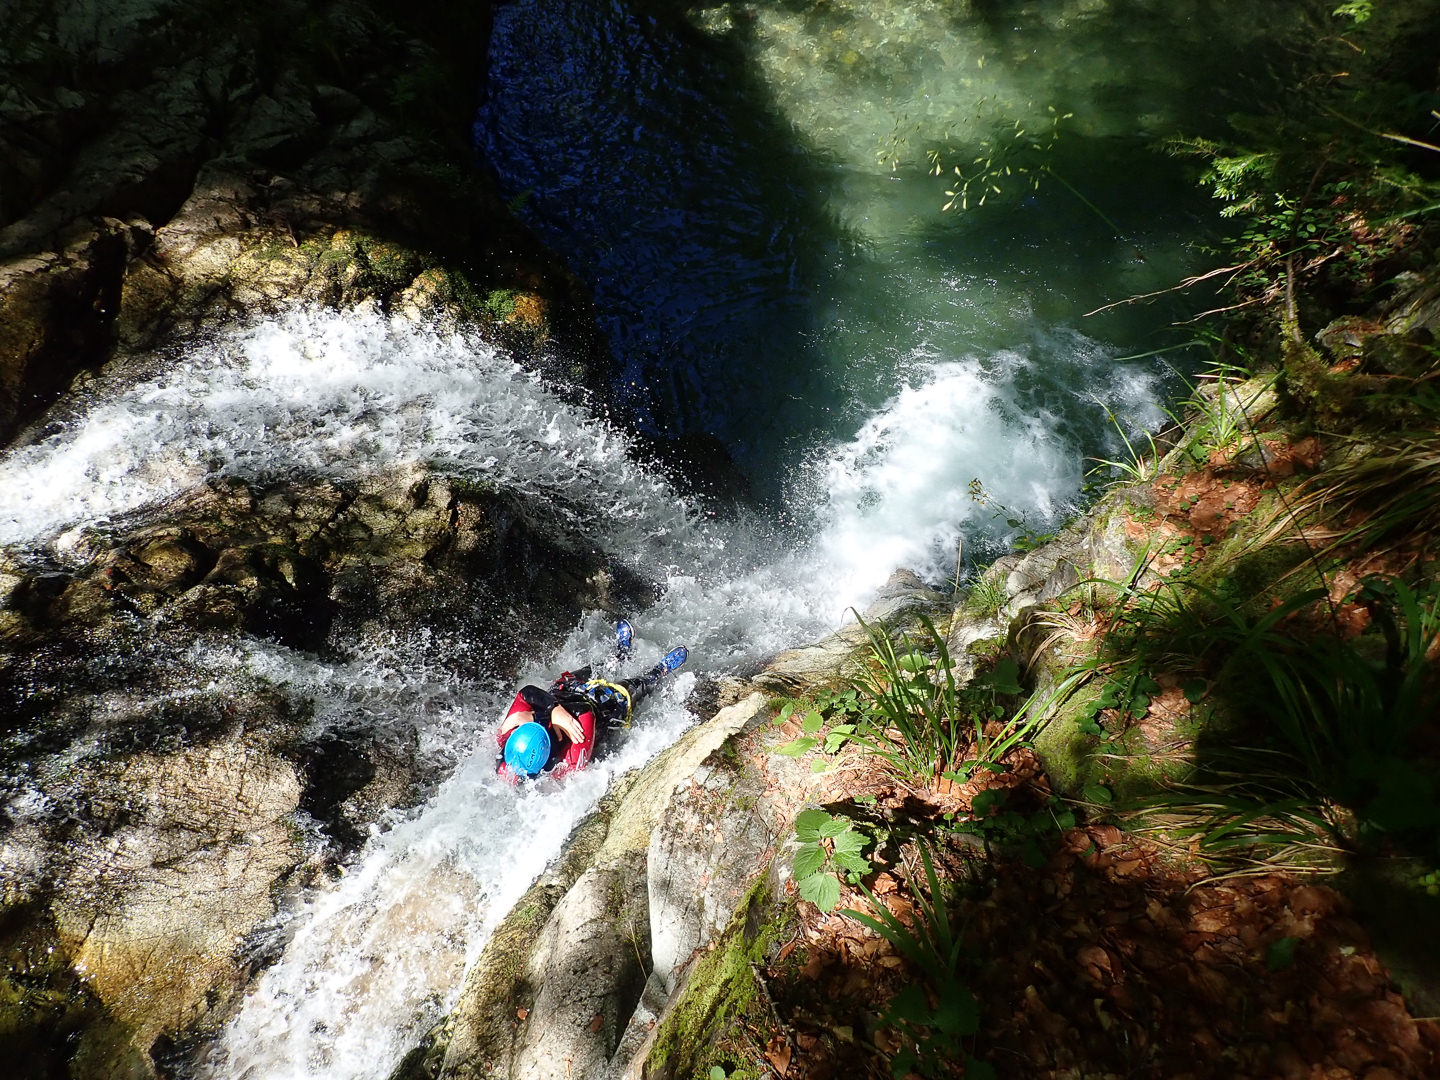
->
xmin=949 ymin=790 xmax=1079 ymax=869
xmin=845 ymin=613 xmax=1033 ymax=787
xmin=1332 ymin=1 xmax=1373 ymax=24
xmin=934 ymin=107 xmax=1071 ymax=213
xmin=769 ymin=691 xmax=875 ymax=773
xmin=1076 ymin=664 xmax=1164 ymax=739
xmin=845 ymin=843 xmax=993 ymax=1079
xmin=793 ymin=809 xmax=874 ymax=912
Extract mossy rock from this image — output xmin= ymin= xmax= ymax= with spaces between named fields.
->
xmin=1033 ymin=674 xmax=1213 ymax=804
xmin=642 ymin=872 xmax=792 ymax=1080
xmin=0 ymin=901 xmax=107 ymax=1080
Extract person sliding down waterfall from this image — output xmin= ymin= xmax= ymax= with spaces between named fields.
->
xmin=496 ymin=620 xmax=688 ymax=782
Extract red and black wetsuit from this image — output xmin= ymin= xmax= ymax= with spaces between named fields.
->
xmin=495 ymin=661 xmax=670 ymax=781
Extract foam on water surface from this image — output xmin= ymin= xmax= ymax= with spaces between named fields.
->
xmin=0 ymin=306 xmax=1158 ymax=1080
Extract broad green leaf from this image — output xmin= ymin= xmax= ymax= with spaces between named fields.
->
xmin=897 ymin=651 xmax=930 ymax=673
xmin=793 ymin=843 xmax=826 ymax=879
xmin=818 ymin=815 xmax=849 ymax=839
xmin=802 ymin=711 xmax=825 ymax=734
xmin=971 ymin=788 xmax=1006 ymax=816
xmin=832 ymin=829 xmax=869 ymax=856
xmin=810 ymin=758 xmax=829 ymax=774
xmin=883 ymin=983 xmax=930 ymax=1026
xmin=932 ymin=987 xmax=980 ymax=1036
xmin=1182 ymin=678 xmax=1207 ymax=704
xmin=1266 ymin=936 xmax=1298 ymax=971
xmin=890 ymin=1049 xmax=917 ymax=1079
xmin=833 ymin=851 xmax=870 ymax=874
xmin=985 ymin=658 xmax=1023 ymax=694
xmin=709 ymin=1068 xmax=727 ymax=1080
xmin=1083 ymin=783 xmax=1113 ymax=805
xmin=794 ymin=809 xmax=830 ymax=841
xmin=774 ymin=736 xmax=818 ymax=757
xmin=799 ymin=870 xmax=841 ymax=912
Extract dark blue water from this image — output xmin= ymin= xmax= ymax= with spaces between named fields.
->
xmin=474 ymin=0 xmax=1309 ymax=512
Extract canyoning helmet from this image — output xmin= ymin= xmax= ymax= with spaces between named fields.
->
xmin=504 ymin=721 xmax=551 ymax=778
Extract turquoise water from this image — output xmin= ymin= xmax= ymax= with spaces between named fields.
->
xmin=0 ymin=8 xmax=1341 ymax=1076
xmin=476 ymin=0 xmax=1316 ymax=527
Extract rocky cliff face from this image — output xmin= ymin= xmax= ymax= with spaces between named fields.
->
xmin=0 ymin=0 xmax=606 ymax=448
xmin=0 ymin=2 xmax=642 ymax=1075
xmin=0 ymin=461 xmax=656 ymax=1078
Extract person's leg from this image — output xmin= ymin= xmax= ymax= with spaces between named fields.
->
xmin=622 ymin=646 xmax=688 ymax=705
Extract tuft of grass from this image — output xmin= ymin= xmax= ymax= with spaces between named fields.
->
xmin=1279 ymin=427 xmax=1440 ymax=561
xmin=1100 ymin=572 xmax=1440 ymax=870
xmin=844 ymin=841 xmax=993 ymax=1079
xmin=962 ymin=575 xmax=1007 ymax=619
xmin=1088 ymin=394 xmax=1160 ymax=485
xmin=845 ymin=612 xmax=1035 ymax=787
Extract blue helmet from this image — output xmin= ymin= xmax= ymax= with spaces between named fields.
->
xmin=504 ymin=721 xmax=551 ymax=778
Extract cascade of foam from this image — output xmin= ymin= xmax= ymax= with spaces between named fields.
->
xmin=0 ymin=308 xmax=1158 ymax=1079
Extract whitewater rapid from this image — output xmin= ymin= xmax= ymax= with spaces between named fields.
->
xmin=0 ymin=307 xmax=1158 ymax=1079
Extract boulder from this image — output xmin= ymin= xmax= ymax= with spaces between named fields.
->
xmin=51 ymin=740 xmax=304 ymax=1065
xmin=430 ymin=694 xmax=770 ymax=1080
xmin=755 ymin=570 xmax=947 ymax=692
xmin=0 ymin=218 xmax=136 ymax=442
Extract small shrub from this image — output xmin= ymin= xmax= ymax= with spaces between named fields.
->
xmin=792 ymin=809 xmax=873 ymax=913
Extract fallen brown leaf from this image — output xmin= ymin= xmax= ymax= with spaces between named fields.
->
xmin=764 ymin=1035 xmax=792 ymax=1076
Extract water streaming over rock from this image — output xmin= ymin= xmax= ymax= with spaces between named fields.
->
xmin=1 ymin=303 xmax=1152 ymax=1078
xmin=2 ymin=2 xmax=1319 ymax=1075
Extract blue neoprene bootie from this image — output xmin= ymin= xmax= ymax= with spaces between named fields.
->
xmin=615 ymin=619 xmax=633 ymax=652
xmin=660 ymin=646 xmax=688 ymax=673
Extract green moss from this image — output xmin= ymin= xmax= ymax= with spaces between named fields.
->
xmin=356 ymin=237 xmax=423 ymax=288
xmin=964 ymin=634 xmax=1006 ymax=662
xmin=645 ymin=873 xmax=788 ymax=1080
xmin=483 ymin=289 xmax=518 ymax=321
xmin=0 ymin=901 xmax=104 ymax=1077
xmin=1034 ymin=679 xmax=1209 ymax=803
xmin=1033 ymin=689 xmax=1105 ymax=798
xmin=1188 ymin=508 xmax=1319 ymax=615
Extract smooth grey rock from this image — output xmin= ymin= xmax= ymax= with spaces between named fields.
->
xmin=755 ymin=570 xmax=947 ymax=691
xmin=646 ymin=737 xmax=775 ymax=997
xmin=511 ymin=854 xmax=649 ymax=1080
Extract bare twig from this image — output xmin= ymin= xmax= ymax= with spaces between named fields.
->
xmin=1084 ymin=262 xmax=1255 ymax=318
xmin=1174 ymin=296 xmax=1267 ymax=323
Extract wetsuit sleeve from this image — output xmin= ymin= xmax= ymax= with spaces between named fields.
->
xmin=518 ymin=684 xmax=559 ymax=719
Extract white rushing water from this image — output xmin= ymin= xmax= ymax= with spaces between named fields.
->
xmin=0 ymin=307 xmax=1156 ymax=1079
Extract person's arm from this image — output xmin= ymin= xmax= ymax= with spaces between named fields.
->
xmin=498 ymin=707 xmax=532 ymax=741
xmin=549 ymin=704 xmax=586 ymax=745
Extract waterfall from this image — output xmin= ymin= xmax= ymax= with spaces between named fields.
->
xmin=0 ymin=306 xmax=1156 ymax=1079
